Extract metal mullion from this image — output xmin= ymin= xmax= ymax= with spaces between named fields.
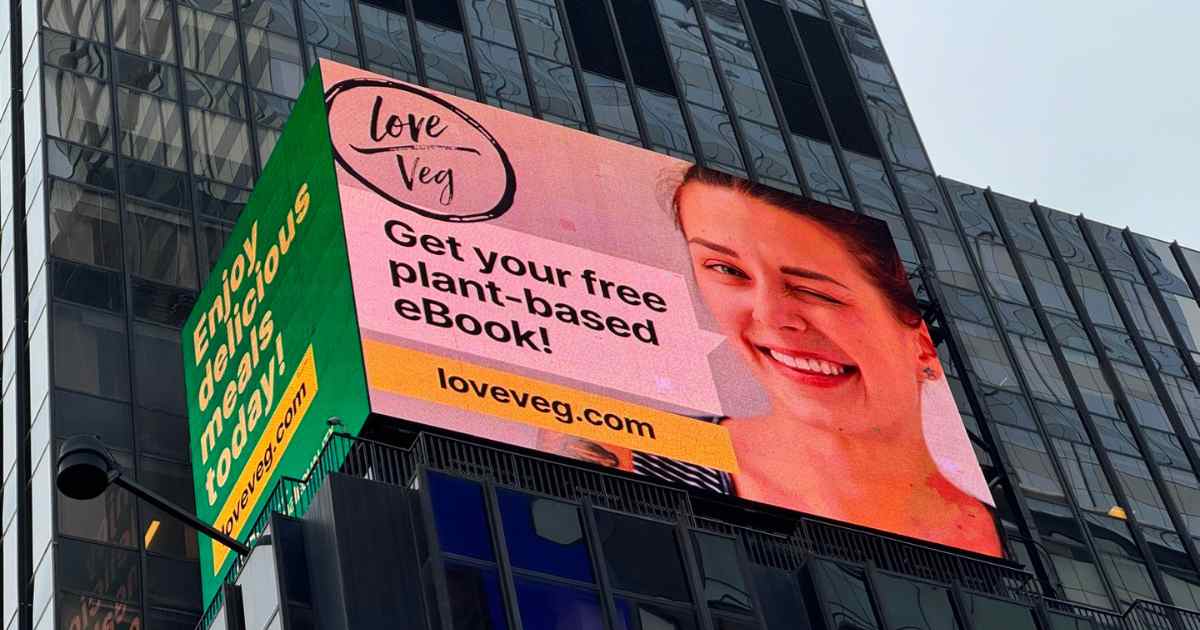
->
xmin=1126 ymin=234 xmax=1200 ymax=408
xmin=451 ymin=0 xmax=489 ymax=103
xmin=644 ymin=0 xmax=703 ymax=162
xmin=400 ymin=0 xmax=429 ymax=85
xmin=166 ymin=0 xmax=213 ymax=288
xmin=230 ymin=0 xmax=265 ymax=180
xmin=546 ymin=0 xmax=597 ymax=132
xmin=414 ymin=467 xmax=458 ymax=630
xmin=482 ymin=480 xmax=525 ymax=630
xmin=674 ymin=523 xmax=716 ymax=630
xmin=500 ymin=0 xmax=543 ymax=119
xmin=580 ymin=500 xmax=622 ymax=630
xmin=100 ymin=0 xmax=159 ymax=625
xmin=726 ymin=0 xmax=814 ymax=195
xmin=983 ymin=192 xmax=1124 ymax=608
xmin=1050 ymin=214 xmax=1185 ymax=604
xmin=926 ymin=176 xmax=1059 ymax=596
xmin=8 ymin=0 xmax=32 ymax=626
xmin=1031 ymin=205 xmax=1184 ymax=608
xmin=1080 ymin=223 xmax=1200 ymax=568
xmin=936 ymin=186 xmax=1081 ymax=599
xmin=1171 ymin=242 xmax=1200 ymax=305
xmin=596 ymin=0 xmax=654 ymax=149
xmin=684 ymin=0 xmax=757 ymax=178
xmin=859 ymin=562 xmax=894 ymax=630
xmin=833 ymin=1 xmax=938 ymax=174
xmin=1121 ymin=228 xmax=1200 ymax=523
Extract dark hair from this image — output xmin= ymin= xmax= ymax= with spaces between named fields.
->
xmin=673 ymin=165 xmax=922 ymax=328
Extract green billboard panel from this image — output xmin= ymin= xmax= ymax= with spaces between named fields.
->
xmin=182 ymin=63 xmax=368 ymax=603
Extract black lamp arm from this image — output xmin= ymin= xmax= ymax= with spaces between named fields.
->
xmin=112 ymin=474 xmax=252 ymax=556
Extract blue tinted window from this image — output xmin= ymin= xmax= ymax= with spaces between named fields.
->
xmin=446 ymin=562 xmax=509 ymax=630
xmin=429 ymin=472 xmax=495 ymax=561
xmin=515 ymin=578 xmax=605 ymax=630
xmin=498 ymin=489 xmax=594 ymax=583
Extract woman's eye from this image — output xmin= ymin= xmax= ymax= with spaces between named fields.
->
xmin=788 ymin=284 xmax=844 ymax=305
xmin=704 ymin=261 xmax=749 ymax=279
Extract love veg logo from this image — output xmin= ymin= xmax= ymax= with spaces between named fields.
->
xmin=325 ymin=78 xmax=516 ymax=222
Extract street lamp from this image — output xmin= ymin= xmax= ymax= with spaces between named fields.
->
xmin=56 ymin=434 xmax=251 ymax=556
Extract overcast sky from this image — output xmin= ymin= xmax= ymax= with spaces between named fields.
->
xmin=866 ymin=2 xmax=1200 ymax=251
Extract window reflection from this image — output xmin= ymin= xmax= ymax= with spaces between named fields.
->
xmin=614 ymin=598 xmax=698 ymax=630
xmin=873 ymin=572 xmax=960 ymax=630
xmin=595 ymin=510 xmax=691 ymax=601
xmin=806 ymin=560 xmax=879 ymax=630
xmin=690 ymin=532 xmax=752 ymax=614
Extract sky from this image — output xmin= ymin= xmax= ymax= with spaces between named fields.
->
xmin=866 ymin=1 xmax=1200 ymax=251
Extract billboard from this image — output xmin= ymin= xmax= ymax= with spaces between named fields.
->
xmin=183 ymin=64 xmax=369 ymax=601
xmin=187 ymin=59 xmax=1001 ymax=600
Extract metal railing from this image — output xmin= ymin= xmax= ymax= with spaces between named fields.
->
xmin=195 ymin=431 xmax=1200 ymax=630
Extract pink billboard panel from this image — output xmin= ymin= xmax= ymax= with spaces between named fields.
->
xmin=321 ymin=60 xmax=1001 ymax=556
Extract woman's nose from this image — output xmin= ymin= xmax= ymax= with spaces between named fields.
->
xmin=752 ymin=285 xmax=808 ymax=331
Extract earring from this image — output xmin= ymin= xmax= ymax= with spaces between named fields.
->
xmin=922 ymin=367 xmax=937 ymax=381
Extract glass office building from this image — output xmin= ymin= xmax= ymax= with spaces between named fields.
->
xmin=3 ymin=0 xmax=1200 ymax=627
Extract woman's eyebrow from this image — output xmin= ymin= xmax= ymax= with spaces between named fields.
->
xmin=780 ymin=266 xmax=850 ymax=289
xmin=688 ymin=237 xmax=739 ymax=257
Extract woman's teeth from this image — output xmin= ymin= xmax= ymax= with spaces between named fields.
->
xmin=767 ymin=349 xmax=846 ymax=375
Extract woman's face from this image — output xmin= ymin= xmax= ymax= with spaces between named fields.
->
xmin=677 ymin=183 xmax=936 ymax=436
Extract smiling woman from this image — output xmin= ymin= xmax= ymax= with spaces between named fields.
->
xmin=633 ymin=165 xmax=1003 ymax=556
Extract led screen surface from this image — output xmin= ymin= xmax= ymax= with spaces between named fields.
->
xmin=183 ymin=64 xmax=369 ymax=602
xmin=322 ymin=61 xmax=1002 ymax=558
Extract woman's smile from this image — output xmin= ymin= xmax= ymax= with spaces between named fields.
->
xmin=754 ymin=345 xmax=859 ymax=388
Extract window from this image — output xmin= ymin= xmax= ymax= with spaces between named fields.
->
xmin=860 ymin=80 xmax=929 ymax=171
xmin=184 ymin=71 xmax=245 ymax=118
xmin=612 ymin=0 xmax=676 ymax=94
xmin=124 ymin=199 xmax=197 ymax=289
xmin=48 ymin=180 xmax=122 ymax=270
xmin=497 ymin=489 xmax=593 ymax=583
xmin=951 ymin=319 xmax=1017 ymax=391
xmin=45 ymin=69 xmax=113 ymax=149
xmin=245 ymin=28 xmax=304 ymax=98
xmin=57 ymin=537 xmax=142 ymax=603
xmin=114 ymin=51 xmax=178 ymax=98
xmin=595 ymin=510 xmax=690 ymax=602
xmin=515 ymin=578 xmax=605 ymax=630
xmin=994 ymin=424 xmax=1067 ymax=501
xmin=53 ymin=301 xmax=131 ymax=400
xmin=42 ymin=0 xmax=108 ymax=41
xmin=614 ymin=599 xmax=698 ymax=630
xmin=117 ymin=88 xmax=186 ymax=170
xmin=873 ymin=572 xmax=960 ymax=630
xmin=178 ymin=6 xmax=243 ymax=80
xmin=960 ymin=593 xmax=1037 ymax=630
xmin=791 ymin=12 xmax=877 ymax=157
xmin=943 ymin=179 xmax=1000 ymax=241
xmin=429 ymin=472 xmax=494 ymax=561
xmin=562 ymin=0 xmax=623 ymax=81
xmin=805 ymin=560 xmax=879 ymax=630
xmin=112 ymin=0 xmax=174 ymax=59
xmin=445 ymin=562 xmax=509 ymax=630
xmin=189 ymin=110 xmax=255 ymax=187
xmin=991 ymin=193 xmax=1051 ymax=257
xmin=1133 ymin=235 xmax=1191 ymax=296
xmin=690 ymin=532 xmax=752 ymax=614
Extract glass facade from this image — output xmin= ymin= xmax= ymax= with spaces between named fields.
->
xmin=4 ymin=0 xmax=1200 ymax=626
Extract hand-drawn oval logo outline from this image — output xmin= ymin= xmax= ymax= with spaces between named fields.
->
xmin=325 ymin=78 xmax=517 ymax=223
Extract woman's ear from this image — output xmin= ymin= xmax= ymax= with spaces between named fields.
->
xmin=914 ymin=321 xmax=942 ymax=380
